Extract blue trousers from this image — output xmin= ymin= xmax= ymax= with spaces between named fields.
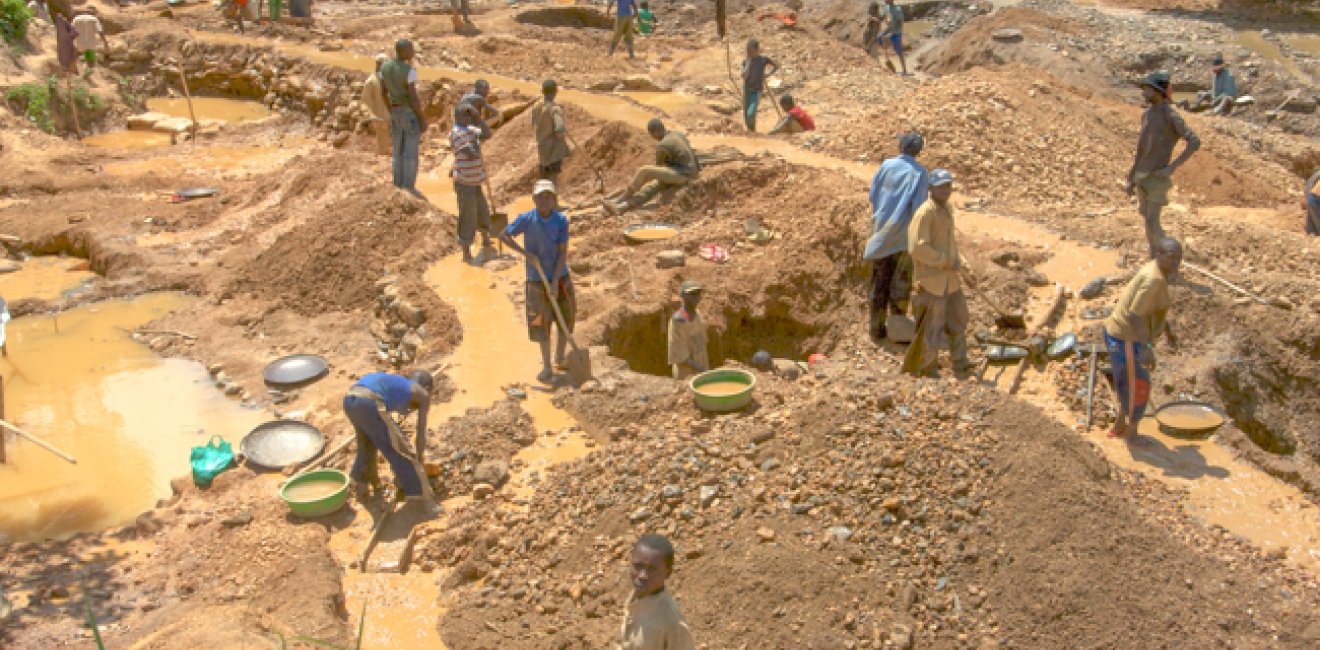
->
xmin=390 ymin=107 xmax=421 ymax=190
xmin=743 ymin=88 xmax=760 ymax=131
xmin=344 ymin=395 xmax=425 ymax=496
xmin=1105 ymin=331 xmax=1151 ymax=424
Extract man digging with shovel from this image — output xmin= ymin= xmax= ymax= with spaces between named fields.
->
xmin=450 ymin=103 xmax=493 ymax=263
xmin=501 ymin=180 xmax=578 ymax=384
xmin=344 ymin=371 xmax=438 ymax=517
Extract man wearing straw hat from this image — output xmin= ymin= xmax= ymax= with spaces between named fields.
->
xmin=1125 ymin=70 xmax=1199 ymax=257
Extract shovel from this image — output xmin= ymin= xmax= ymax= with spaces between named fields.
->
xmin=901 ymin=306 xmax=929 ymax=376
xmin=566 ymin=132 xmax=607 ymax=196
xmin=484 ymin=180 xmax=507 ymax=254
xmin=960 ymin=271 xmax=1026 ymax=329
xmin=528 ymin=257 xmax=592 ymax=385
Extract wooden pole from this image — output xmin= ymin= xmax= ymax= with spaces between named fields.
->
xmin=0 ymin=418 xmax=77 ymax=464
xmin=1008 ymin=284 xmax=1065 ymax=395
xmin=66 ymin=75 xmax=82 ymax=140
xmin=1183 ymin=262 xmax=1270 ymax=306
xmin=0 ymin=374 xmax=6 ymax=464
xmin=177 ymin=62 xmax=199 ymax=144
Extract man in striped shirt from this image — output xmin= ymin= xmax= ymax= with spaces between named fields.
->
xmin=450 ymin=104 xmax=492 ymax=263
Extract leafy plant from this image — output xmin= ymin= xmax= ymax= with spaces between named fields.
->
xmin=5 ymin=80 xmax=53 ymax=131
xmin=81 ymin=576 xmax=106 ymax=650
xmin=4 ymin=76 xmax=102 ymax=133
xmin=277 ymin=603 xmax=367 ymax=650
xmin=0 ymin=0 xmax=32 ymax=45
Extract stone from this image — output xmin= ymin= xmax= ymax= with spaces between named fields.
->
xmin=990 ymin=251 xmax=1020 ymax=267
xmin=827 ymin=526 xmax=853 ymax=542
xmin=473 ymin=460 xmax=510 ymax=487
xmin=756 ymin=527 xmax=776 ymax=542
xmin=655 ymin=250 xmax=685 ymax=268
xmin=890 ymin=623 xmax=914 ymax=649
xmin=126 ymin=112 xmax=170 ymax=131
xmin=772 ymin=359 xmax=801 ymax=380
xmin=506 ymin=387 xmax=527 ymax=400
xmin=751 ymin=430 xmax=775 ymax=444
xmin=991 ymin=28 xmax=1024 ymax=43
xmin=0 ymin=261 xmax=20 ymax=274
xmin=1280 ymin=96 xmax=1316 ymax=114
xmin=397 ymin=301 xmax=427 ymax=327
xmin=221 ymin=511 xmax=253 ymax=528
xmin=661 ymin=485 xmax=684 ymax=503
xmin=698 ymin=485 xmax=719 ymax=507
xmin=207 ymin=363 xmax=224 ymax=376
xmin=1079 ymin=277 xmax=1107 ymax=299
xmin=1024 ymin=269 xmax=1050 ymax=287
xmin=472 ymin=483 xmax=495 ymax=499
xmin=629 ymin=508 xmax=651 ymax=523
xmin=760 ymin=458 xmax=781 ymax=472
xmin=151 ymin=117 xmax=195 ymax=134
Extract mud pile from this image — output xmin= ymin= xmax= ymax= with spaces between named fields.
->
xmin=430 ymin=357 xmax=1320 ymax=648
xmin=425 ymin=400 xmax=537 ymax=501
xmin=821 ymin=64 xmax=1297 ymax=216
xmin=230 ymin=176 xmax=449 ymax=317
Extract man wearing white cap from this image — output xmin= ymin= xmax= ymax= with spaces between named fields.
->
xmin=501 ymin=180 xmax=575 ymax=383
xmin=361 ymin=54 xmax=391 ymax=155
xmin=907 ymin=168 xmax=969 ymax=376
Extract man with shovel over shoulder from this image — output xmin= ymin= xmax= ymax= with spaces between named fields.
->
xmin=905 ymin=169 xmax=970 ymax=377
xmin=450 ymin=103 xmax=493 ymax=263
xmin=531 ymin=79 xmax=571 ymax=187
xmin=1102 ymin=236 xmax=1182 ymax=442
xmin=501 ymin=180 xmax=576 ymax=384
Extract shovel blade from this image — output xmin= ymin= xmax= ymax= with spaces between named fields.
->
xmin=566 ymin=348 xmax=593 ymax=386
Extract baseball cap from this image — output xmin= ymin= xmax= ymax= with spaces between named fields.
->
xmin=680 ymin=280 xmax=703 ymax=294
xmin=532 ymin=179 xmax=557 ymax=196
xmin=1211 ymin=54 xmax=1224 ymax=66
xmin=1139 ymin=70 xmax=1171 ymax=91
xmin=929 ymin=169 xmax=954 ymax=186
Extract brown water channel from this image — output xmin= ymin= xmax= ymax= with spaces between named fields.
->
xmin=0 ymin=293 xmax=268 ymax=542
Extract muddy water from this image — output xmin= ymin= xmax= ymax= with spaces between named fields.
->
xmin=1235 ymin=30 xmax=1307 ymax=80
xmin=145 ymin=97 xmax=272 ymax=123
xmin=0 ymin=257 xmax=95 ymax=301
xmin=1283 ymin=34 xmax=1320 ymax=57
xmin=103 ymin=142 xmax=308 ymax=178
xmin=0 ymin=294 xmax=269 ymax=542
xmin=1157 ymin=404 xmax=1224 ymax=431
xmin=1098 ymin=417 xmax=1320 ymax=575
xmin=82 ymin=131 xmax=176 ymax=150
xmin=283 ymin=478 xmax=346 ymax=502
xmin=695 ymin=381 xmax=751 ymax=397
xmin=628 ymin=225 xmax=679 ymax=241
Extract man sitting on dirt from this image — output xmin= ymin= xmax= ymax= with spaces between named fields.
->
xmin=1102 ymin=236 xmax=1181 ymax=442
xmin=607 ymin=0 xmax=638 ymax=59
xmin=381 ymin=39 xmax=428 ymax=195
xmin=450 ymin=104 xmax=493 ymax=263
xmin=1126 ymin=70 xmax=1199 ymax=257
xmin=531 ymin=79 xmax=571 ymax=186
xmin=667 ymin=281 xmax=709 ymax=380
xmin=1182 ymin=54 xmax=1238 ymax=116
xmin=621 ymin=534 xmax=696 ymax=649
xmin=345 ymin=371 xmax=437 ymax=516
xmin=500 ymin=180 xmax=575 ymax=384
xmin=768 ymin=94 xmax=815 ymax=135
xmin=456 ymin=80 xmax=499 ymax=131
xmin=1305 ymin=168 xmax=1320 ymax=236
xmin=864 ymin=131 xmax=928 ymax=342
xmin=361 ymin=54 xmax=391 ymax=155
xmin=607 ymin=119 xmax=700 ymax=215
xmin=906 ymin=169 xmax=970 ymax=377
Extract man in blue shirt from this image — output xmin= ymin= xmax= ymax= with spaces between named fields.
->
xmin=864 ymin=131 xmax=928 ymax=342
xmin=608 ymin=0 xmax=638 ymax=59
xmin=501 ymin=180 xmax=575 ymax=383
xmin=344 ymin=370 xmax=437 ymax=515
xmin=883 ymin=0 xmax=908 ymax=76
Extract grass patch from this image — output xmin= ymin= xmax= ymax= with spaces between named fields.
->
xmin=0 ymin=0 xmax=32 ymax=45
xmin=4 ymin=76 xmax=103 ymax=133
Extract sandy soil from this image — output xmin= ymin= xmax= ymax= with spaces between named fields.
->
xmin=1 ymin=0 xmax=1318 ymax=647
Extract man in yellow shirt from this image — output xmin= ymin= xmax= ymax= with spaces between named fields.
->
xmin=361 ymin=54 xmax=391 ymax=155
xmin=667 ymin=281 xmax=709 ymax=380
xmin=531 ymin=79 xmax=571 ymax=187
xmin=1102 ymin=236 xmax=1182 ymax=441
xmin=620 ymin=534 xmax=696 ymax=650
xmin=906 ymin=169 xmax=970 ymax=376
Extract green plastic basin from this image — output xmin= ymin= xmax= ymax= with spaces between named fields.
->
xmin=279 ymin=469 xmax=349 ymax=518
xmin=689 ymin=368 xmax=756 ymax=412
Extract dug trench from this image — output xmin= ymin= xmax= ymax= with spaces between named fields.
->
xmin=3 ymin=11 xmax=1320 ymax=650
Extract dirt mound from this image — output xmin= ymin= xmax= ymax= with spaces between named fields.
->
xmin=514 ymin=6 xmax=612 ymax=30
xmin=484 ymin=105 xmax=655 ymax=202
xmin=424 ymin=399 xmax=537 ymax=501
xmin=230 ymin=181 xmax=448 ymax=317
xmin=2 ymin=469 xmax=348 ymax=648
xmin=432 ymin=358 xmax=1320 ymax=648
xmin=819 ymin=64 xmax=1297 ymax=216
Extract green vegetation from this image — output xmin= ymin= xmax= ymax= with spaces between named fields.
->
xmin=277 ymin=603 xmax=367 ymax=650
xmin=4 ymin=76 xmax=103 ymax=133
xmin=0 ymin=0 xmax=32 ymax=45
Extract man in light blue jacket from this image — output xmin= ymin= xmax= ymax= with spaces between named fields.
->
xmin=864 ymin=131 xmax=928 ymax=341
